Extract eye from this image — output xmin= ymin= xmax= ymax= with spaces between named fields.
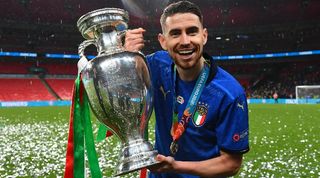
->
xmin=169 ymin=29 xmax=181 ymax=38
xmin=187 ymin=27 xmax=199 ymax=36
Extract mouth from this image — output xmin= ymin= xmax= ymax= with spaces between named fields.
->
xmin=177 ymin=49 xmax=195 ymax=56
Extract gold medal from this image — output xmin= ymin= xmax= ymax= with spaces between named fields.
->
xmin=170 ymin=141 xmax=178 ymax=156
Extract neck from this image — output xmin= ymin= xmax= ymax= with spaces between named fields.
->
xmin=176 ymin=57 xmax=205 ymax=82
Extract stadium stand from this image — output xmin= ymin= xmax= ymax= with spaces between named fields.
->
xmin=0 ymin=78 xmax=56 ymax=101
xmin=37 ymin=62 xmax=77 ymax=75
xmin=45 ymin=79 xmax=74 ymax=100
xmin=0 ymin=59 xmax=76 ymax=101
xmin=247 ymin=60 xmax=320 ymax=99
xmin=0 ymin=0 xmax=319 ymax=102
xmin=0 ymin=60 xmax=33 ymax=74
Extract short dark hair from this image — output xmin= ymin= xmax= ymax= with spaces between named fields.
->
xmin=160 ymin=1 xmax=203 ymax=32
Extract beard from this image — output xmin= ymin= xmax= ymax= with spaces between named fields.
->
xmin=171 ymin=43 xmax=203 ymax=70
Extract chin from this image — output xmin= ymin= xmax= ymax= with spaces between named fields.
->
xmin=176 ymin=62 xmax=196 ymax=70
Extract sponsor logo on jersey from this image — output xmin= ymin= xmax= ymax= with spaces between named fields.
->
xmin=193 ymin=102 xmax=208 ymax=127
xmin=233 ymin=129 xmax=249 ymax=142
xmin=237 ymin=102 xmax=244 ymax=111
xmin=176 ymin=95 xmax=184 ymax=104
xmin=159 ymin=86 xmax=170 ymax=100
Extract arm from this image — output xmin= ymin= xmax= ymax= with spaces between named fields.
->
xmin=150 ymin=151 xmax=243 ymax=178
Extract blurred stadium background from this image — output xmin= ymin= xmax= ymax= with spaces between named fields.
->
xmin=0 ymin=0 xmax=319 ymax=177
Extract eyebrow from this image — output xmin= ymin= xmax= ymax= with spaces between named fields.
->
xmin=168 ymin=26 xmax=200 ymax=36
xmin=186 ymin=26 xmax=199 ymax=33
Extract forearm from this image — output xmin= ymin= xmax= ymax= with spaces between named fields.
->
xmin=172 ymin=151 xmax=242 ymax=178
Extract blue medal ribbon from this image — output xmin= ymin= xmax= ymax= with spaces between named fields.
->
xmin=170 ymin=63 xmax=210 ymax=155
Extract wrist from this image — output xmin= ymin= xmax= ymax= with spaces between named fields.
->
xmin=171 ymin=160 xmax=182 ymax=173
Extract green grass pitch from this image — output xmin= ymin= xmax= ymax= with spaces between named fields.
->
xmin=0 ymin=104 xmax=319 ymax=177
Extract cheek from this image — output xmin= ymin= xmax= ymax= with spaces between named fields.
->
xmin=168 ymin=42 xmax=179 ymax=51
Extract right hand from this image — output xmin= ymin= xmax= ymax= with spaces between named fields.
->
xmin=124 ymin=28 xmax=146 ymax=52
xmin=148 ymin=154 xmax=177 ymax=173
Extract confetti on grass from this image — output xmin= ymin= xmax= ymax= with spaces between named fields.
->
xmin=0 ymin=107 xmax=152 ymax=178
xmin=0 ymin=104 xmax=319 ymax=177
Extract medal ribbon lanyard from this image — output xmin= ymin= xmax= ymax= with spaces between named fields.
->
xmin=170 ymin=64 xmax=209 ymax=155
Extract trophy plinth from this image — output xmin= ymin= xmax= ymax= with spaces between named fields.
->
xmin=77 ymin=8 xmax=158 ymax=176
xmin=116 ymin=139 xmax=158 ymax=176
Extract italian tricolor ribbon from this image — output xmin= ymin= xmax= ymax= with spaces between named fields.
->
xmin=64 ymin=75 xmax=147 ymax=177
xmin=64 ymin=74 xmax=102 ymax=178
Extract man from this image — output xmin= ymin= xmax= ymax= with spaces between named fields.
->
xmin=273 ymin=91 xmax=278 ymax=103
xmin=125 ymin=1 xmax=249 ymax=177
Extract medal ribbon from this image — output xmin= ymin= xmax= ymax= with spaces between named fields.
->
xmin=171 ymin=64 xmax=209 ymax=154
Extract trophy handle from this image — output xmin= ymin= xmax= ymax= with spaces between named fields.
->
xmin=117 ymin=30 xmax=145 ymax=57
xmin=117 ymin=30 xmax=127 ymax=50
xmin=78 ymin=39 xmax=96 ymax=73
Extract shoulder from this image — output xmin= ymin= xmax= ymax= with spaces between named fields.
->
xmin=204 ymin=53 xmax=245 ymax=101
xmin=146 ymin=50 xmax=173 ymax=66
xmin=146 ymin=51 xmax=173 ymax=84
xmin=210 ymin=67 xmax=245 ymax=101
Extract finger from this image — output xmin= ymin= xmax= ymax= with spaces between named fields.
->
xmin=125 ymin=36 xmax=144 ymax=44
xmin=156 ymin=154 xmax=166 ymax=162
xmin=125 ymin=39 xmax=144 ymax=51
xmin=125 ymin=32 xmax=144 ymax=41
xmin=127 ymin=28 xmax=146 ymax=35
xmin=129 ymin=38 xmax=145 ymax=45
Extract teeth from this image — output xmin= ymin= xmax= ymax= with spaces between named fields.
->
xmin=178 ymin=50 xmax=193 ymax=54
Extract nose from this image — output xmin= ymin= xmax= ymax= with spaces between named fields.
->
xmin=180 ymin=33 xmax=190 ymax=45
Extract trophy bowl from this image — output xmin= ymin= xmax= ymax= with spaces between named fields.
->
xmin=77 ymin=8 xmax=158 ymax=176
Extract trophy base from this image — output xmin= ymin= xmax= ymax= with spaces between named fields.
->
xmin=114 ymin=139 xmax=159 ymax=177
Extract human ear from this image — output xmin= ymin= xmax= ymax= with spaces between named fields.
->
xmin=202 ymin=28 xmax=208 ymax=45
xmin=158 ymin=33 xmax=167 ymax=50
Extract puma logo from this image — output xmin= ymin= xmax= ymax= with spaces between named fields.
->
xmin=237 ymin=103 xmax=244 ymax=111
xmin=160 ymin=86 xmax=170 ymax=100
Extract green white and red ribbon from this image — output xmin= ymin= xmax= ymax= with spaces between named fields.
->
xmin=64 ymin=74 xmax=149 ymax=178
xmin=64 ymin=75 xmax=102 ymax=178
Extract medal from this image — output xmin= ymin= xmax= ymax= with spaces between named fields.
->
xmin=170 ymin=141 xmax=178 ymax=156
xmin=169 ymin=64 xmax=209 ymax=157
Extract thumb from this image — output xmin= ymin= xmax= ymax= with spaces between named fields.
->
xmin=155 ymin=154 xmax=166 ymax=162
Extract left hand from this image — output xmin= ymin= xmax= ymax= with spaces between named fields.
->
xmin=148 ymin=154 xmax=177 ymax=173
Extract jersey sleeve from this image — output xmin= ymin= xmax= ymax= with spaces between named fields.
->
xmin=215 ymin=93 xmax=249 ymax=154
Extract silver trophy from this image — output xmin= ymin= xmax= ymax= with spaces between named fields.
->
xmin=77 ymin=8 xmax=158 ymax=176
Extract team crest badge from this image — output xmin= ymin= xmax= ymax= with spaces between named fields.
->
xmin=193 ymin=102 xmax=208 ymax=127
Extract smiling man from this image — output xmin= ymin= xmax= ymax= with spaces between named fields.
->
xmin=125 ymin=1 xmax=249 ymax=178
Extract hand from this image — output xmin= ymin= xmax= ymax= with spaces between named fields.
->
xmin=124 ymin=28 xmax=146 ymax=52
xmin=148 ymin=154 xmax=177 ymax=173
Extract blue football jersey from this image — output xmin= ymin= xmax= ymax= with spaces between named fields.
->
xmin=146 ymin=51 xmax=249 ymax=178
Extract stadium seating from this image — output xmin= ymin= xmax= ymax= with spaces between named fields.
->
xmin=248 ymin=60 xmax=320 ymax=98
xmin=0 ymin=60 xmax=33 ymax=74
xmin=0 ymin=78 xmax=75 ymax=101
xmin=1 ymin=0 xmax=319 ymax=102
xmin=37 ymin=63 xmax=77 ymax=75
xmin=0 ymin=60 xmax=76 ymax=101
xmin=0 ymin=60 xmax=77 ymax=75
xmin=46 ymin=79 xmax=74 ymax=100
xmin=0 ymin=78 xmax=56 ymax=101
